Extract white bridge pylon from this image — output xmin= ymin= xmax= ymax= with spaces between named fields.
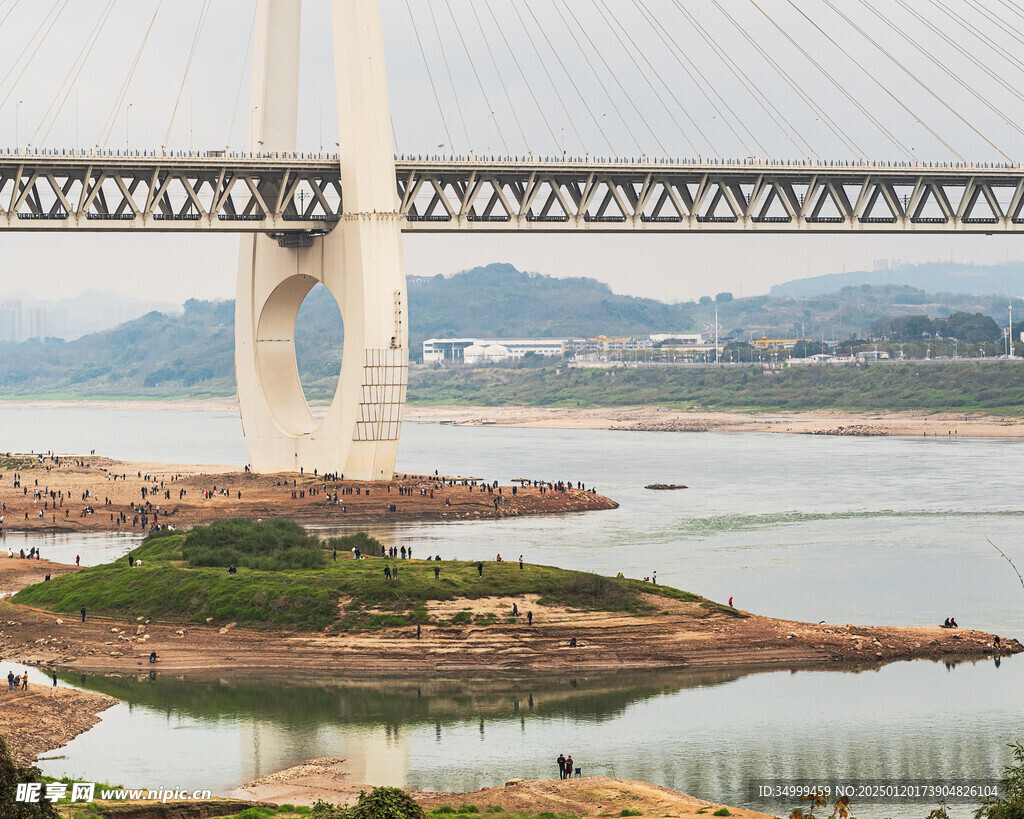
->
xmin=235 ymin=0 xmax=407 ymax=480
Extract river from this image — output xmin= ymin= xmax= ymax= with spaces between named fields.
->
xmin=1 ymin=406 xmax=1021 ymax=817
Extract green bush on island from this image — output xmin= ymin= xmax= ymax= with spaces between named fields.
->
xmin=0 ymin=735 xmax=59 ymax=819
xmin=182 ymin=519 xmax=326 ymax=570
xmin=12 ymin=521 xmax=738 ymax=631
xmin=312 ymin=787 xmax=425 ymax=819
xmin=328 ymin=532 xmax=384 ymax=558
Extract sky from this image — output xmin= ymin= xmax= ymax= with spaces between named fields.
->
xmin=0 ymin=0 xmax=1023 ymax=305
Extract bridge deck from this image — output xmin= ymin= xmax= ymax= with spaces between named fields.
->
xmin=0 ymin=151 xmax=1021 ymax=234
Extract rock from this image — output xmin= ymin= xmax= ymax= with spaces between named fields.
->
xmin=786 ymin=632 xmax=796 ymax=640
xmin=109 ymin=628 xmax=119 ymax=634
xmin=55 ymin=619 xmax=63 ymax=625
xmin=951 ymin=633 xmax=961 ymax=640
xmin=205 ymin=617 xmax=213 ymax=623
xmin=644 ymin=483 xmax=687 ymax=490
xmin=219 ymin=622 xmax=237 ymax=634
xmin=505 ymin=779 xmax=524 ymax=787
xmin=875 ymin=652 xmax=884 ymax=659
xmin=136 ymin=625 xmax=146 ymax=634
xmin=136 ymin=616 xmax=144 ymax=621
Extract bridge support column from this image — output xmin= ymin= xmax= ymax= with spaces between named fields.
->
xmin=235 ymin=0 xmax=407 ymax=479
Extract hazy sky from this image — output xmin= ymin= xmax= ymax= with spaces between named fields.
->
xmin=0 ymin=0 xmax=1023 ymax=304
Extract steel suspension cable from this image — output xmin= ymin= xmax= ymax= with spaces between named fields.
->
xmin=425 ymin=0 xmax=472 ymax=153
xmin=224 ymin=4 xmax=256 ymax=148
xmin=521 ymin=0 xmax=615 ymax=155
xmin=899 ymin=0 xmax=1024 ymax=82
xmin=884 ymin=0 xmax=1024 ymax=141
xmin=631 ymin=0 xmax=752 ymax=156
xmin=99 ymin=0 xmax=163 ymax=148
xmin=404 ymin=0 xmax=455 ymax=155
xmin=0 ymin=0 xmax=67 ymax=115
xmin=667 ymin=0 xmax=812 ymax=158
xmin=507 ymin=1 xmax=585 ymax=155
xmin=751 ymin=0 xmax=921 ymax=160
xmin=711 ymin=0 xmax=861 ymax=157
xmin=937 ymin=0 xmax=1024 ymax=69
xmin=481 ymin=0 xmax=556 ymax=156
xmin=937 ymin=0 xmax=1024 ymax=75
xmin=996 ymin=0 xmax=1024 ymax=26
xmin=552 ymin=0 xmax=660 ymax=157
xmin=33 ymin=0 xmax=117 ymax=146
xmin=467 ymin=1 xmax=528 ymax=155
xmin=0 ymin=0 xmax=21 ymax=32
xmin=162 ymin=0 xmax=212 ymax=150
xmin=441 ymin=0 xmax=509 ymax=155
xmin=592 ymin=0 xmax=699 ymax=156
xmin=821 ymin=0 xmax=1009 ymax=162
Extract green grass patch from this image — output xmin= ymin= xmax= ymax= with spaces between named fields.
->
xmin=619 ymin=811 xmax=643 ymax=817
xmin=712 ymin=809 xmax=730 ymax=816
xmin=13 ymin=524 xmax=723 ymax=631
xmin=182 ymin=518 xmax=326 ymax=570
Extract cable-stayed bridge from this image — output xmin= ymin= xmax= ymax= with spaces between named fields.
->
xmin=1 ymin=152 xmax=1022 ymax=236
xmin=2 ymin=0 xmax=1024 ymax=476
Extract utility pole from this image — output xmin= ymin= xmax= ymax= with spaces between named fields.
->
xmin=1010 ymin=300 xmax=1015 ymax=358
xmin=714 ymin=305 xmax=719 ymax=363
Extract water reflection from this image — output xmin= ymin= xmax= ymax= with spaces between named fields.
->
xmin=40 ymin=657 xmax=1020 ymax=819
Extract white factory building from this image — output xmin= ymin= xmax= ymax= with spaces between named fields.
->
xmin=423 ymin=338 xmax=567 ymax=365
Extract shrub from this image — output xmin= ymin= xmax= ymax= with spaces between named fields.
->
xmin=974 ymin=742 xmax=1024 ymax=819
xmin=450 ymin=611 xmax=472 ymax=625
xmin=182 ymin=519 xmax=326 ymax=570
xmin=620 ymin=811 xmax=643 ymax=817
xmin=431 ymin=808 xmax=456 ymax=815
xmin=713 ymin=810 xmax=730 ymax=817
xmin=313 ymin=788 xmax=424 ymax=819
xmin=457 ymin=806 xmax=480 ymax=814
xmin=0 ymin=735 xmax=60 ymax=818
xmin=328 ymin=532 xmax=384 ymax=558
xmin=485 ymin=806 xmax=504 ymax=814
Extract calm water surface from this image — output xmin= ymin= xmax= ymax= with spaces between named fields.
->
xmin=0 ymin=406 xmax=1022 ymax=817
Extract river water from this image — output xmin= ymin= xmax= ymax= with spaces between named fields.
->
xmin=2 ymin=406 xmax=1022 ymax=817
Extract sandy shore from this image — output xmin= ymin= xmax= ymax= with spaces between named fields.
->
xmin=0 ymin=684 xmax=117 ymax=767
xmin=405 ymin=405 xmax=1024 ymax=438
xmin=0 ymin=454 xmax=615 ymax=535
xmin=2 ymin=582 xmax=1014 ymax=676
xmin=233 ymin=759 xmax=774 ymax=818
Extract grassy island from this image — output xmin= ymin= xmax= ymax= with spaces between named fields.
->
xmin=13 ymin=519 xmax=733 ymax=631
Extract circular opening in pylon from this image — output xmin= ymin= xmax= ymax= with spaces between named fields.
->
xmin=295 ymin=282 xmax=344 ymax=412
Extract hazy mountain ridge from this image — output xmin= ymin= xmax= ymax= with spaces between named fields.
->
xmin=0 ymin=262 xmax=1020 ymax=398
xmin=770 ymin=260 xmax=1024 ymax=299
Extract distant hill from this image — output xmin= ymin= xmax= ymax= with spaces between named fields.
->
xmin=770 ymin=260 xmax=1024 ymax=299
xmin=0 ymin=263 xmax=1018 ymax=399
xmin=407 ymin=263 xmax=697 ymax=343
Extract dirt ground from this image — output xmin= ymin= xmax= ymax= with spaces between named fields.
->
xmin=0 ymin=454 xmax=615 ymax=535
xmin=0 ymin=684 xmax=117 ymax=767
xmin=406 ymin=405 xmax=1024 ymax=438
xmin=233 ymin=758 xmax=776 ymax=818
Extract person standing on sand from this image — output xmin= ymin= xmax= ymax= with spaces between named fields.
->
xmin=75 ymin=555 xmax=80 ymax=566
xmin=519 ymin=555 xmax=523 ymax=570
xmin=557 ymin=754 xmax=566 ymax=779
xmin=565 ymin=755 xmax=573 ymax=780
xmin=527 ymin=611 xmax=533 ymax=625
xmin=434 ymin=565 xmax=440 ymax=580
xmin=22 ymin=672 xmax=28 ymax=691
xmin=80 ymin=606 xmax=86 ymax=622
xmin=51 ymin=670 xmax=57 ymax=688
xmin=729 ymin=596 xmax=733 ymax=607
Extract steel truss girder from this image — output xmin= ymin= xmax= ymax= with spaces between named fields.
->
xmin=0 ymin=156 xmax=1022 ymax=234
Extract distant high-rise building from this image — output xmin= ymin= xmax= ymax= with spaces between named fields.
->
xmin=26 ymin=307 xmax=47 ymax=340
xmin=0 ymin=299 xmax=22 ymax=342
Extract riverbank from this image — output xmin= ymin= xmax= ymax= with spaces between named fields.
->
xmin=0 ymin=684 xmax=117 ymax=766
xmin=1 ymin=589 xmax=1014 ymax=676
xmin=234 ymin=759 xmax=774 ymax=818
xmin=0 ymin=454 xmax=615 ymax=535
xmin=406 ymin=406 xmax=1024 ymax=438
